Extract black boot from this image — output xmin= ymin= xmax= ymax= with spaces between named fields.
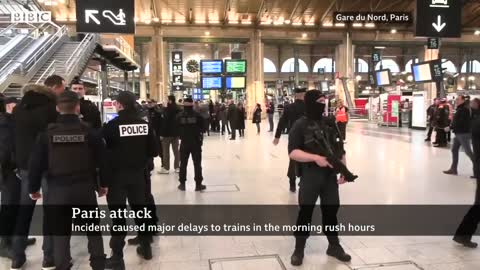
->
xmin=195 ymin=184 xmax=207 ymax=191
xmin=326 ymin=244 xmax=351 ymax=262
xmin=0 ymin=238 xmax=11 ymax=259
xmin=291 ymin=237 xmax=306 ymax=266
xmin=453 ymin=236 xmax=478 ymax=248
xmin=128 ymin=236 xmax=154 ymax=245
xmin=105 ymin=255 xmax=125 ymax=270
xmin=178 ymin=183 xmax=186 ymax=191
xmin=137 ymin=244 xmax=153 ymax=260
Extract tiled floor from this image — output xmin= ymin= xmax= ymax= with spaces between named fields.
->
xmin=1 ymin=121 xmax=479 ymax=269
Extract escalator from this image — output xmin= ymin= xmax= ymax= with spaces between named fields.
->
xmin=0 ymin=24 xmax=98 ymax=97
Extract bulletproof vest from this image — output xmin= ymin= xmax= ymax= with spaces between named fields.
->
xmin=47 ymin=123 xmax=91 ymax=177
xmin=178 ymin=112 xmax=201 ymax=141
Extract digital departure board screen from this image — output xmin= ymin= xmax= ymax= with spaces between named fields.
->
xmin=375 ymin=69 xmax=392 ymax=86
xmin=225 ymin=60 xmax=247 ymax=74
xmin=201 ymin=60 xmax=223 ymax=74
xmin=201 ymin=76 xmax=222 ymax=89
xmin=225 ymin=76 xmax=246 ymax=89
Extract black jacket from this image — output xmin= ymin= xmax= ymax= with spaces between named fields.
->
xmin=236 ymin=107 xmax=246 ymax=129
xmin=452 ymin=103 xmax=471 ymax=134
xmin=14 ymin=87 xmax=57 ymax=170
xmin=275 ymin=99 xmax=306 ymax=139
xmin=102 ymin=109 xmax=158 ymax=173
xmin=252 ymin=108 xmax=262 ymax=123
xmin=0 ymin=113 xmax=15 ymax=183
xmin=159 ymin=103 xmax=180 ymax=137
xmin=80 ymin=98 xmax=102 ymax=129
xmin=28 ymin=115 xmax=107 ymax=193
xmin=176 ymin=108 xmax=204 ymax=144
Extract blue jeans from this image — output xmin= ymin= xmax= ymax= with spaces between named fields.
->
xmin=450 ymin=133 xmax=475 ymax=174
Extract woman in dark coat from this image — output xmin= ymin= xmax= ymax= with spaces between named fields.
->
xmin=237 ymin=102 xmax=246 ymax=137
xmin=252 ymin=103 xmax=262 ymax=134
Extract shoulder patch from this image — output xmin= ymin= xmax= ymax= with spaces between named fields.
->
xmin=119 ymin=124 xmax=149 ymax=137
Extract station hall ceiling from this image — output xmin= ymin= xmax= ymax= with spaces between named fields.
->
xmin=17 ymin=0 xmax=480 ymax=29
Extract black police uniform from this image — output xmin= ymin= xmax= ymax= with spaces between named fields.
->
xmin=80 ymin=98 xmax=102 ymax=129
xmin=275 ymin=89 xmax=306 ymax=189
xmin=288 ymin=90 xmax=350 ymax=265
xmin=176 ymin=103 xmax=205 ymax=189
xmin=102 ymin=104 xmax=158 ymax=262
xmin=28 ymin=111 xmax=106 ymax=270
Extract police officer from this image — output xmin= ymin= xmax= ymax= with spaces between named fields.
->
xmin=102 ymin=91 xmax=158 ymax=269
xmin=28 ymin=91 xmax=107 ymax=270
xmin=71 ymin=77 xmax=102 ymax=129
xmin=273 ymin=88 xmax=306 ymax=192
xmin=288 ymin=90 xmax=351 ymax=266
xmin=176 ymin=97 xmax=206 ymax=191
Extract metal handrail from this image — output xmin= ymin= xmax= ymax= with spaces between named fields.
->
xmin=36 ymin=60 xmax=56 ymax=84
xmin=0 ymin=24 xmax=65 ymax=86
xmin=64 ymin=33 xmax=97 ymax=77
xmin=22 ymin=25 xmax=67 ymax=74
xmin=0 ymin=23 xmax=19 ymax=37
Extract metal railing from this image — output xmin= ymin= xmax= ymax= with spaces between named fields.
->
xmin=35 ymin=60 xmax=56 ymax=84
xmin=0 ymin=24 xmax=65 ymax=87
xmin=64 ymin=33 xmax=98 ymax=79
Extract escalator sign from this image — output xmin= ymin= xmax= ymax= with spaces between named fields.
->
xmin=76 ymin=0 xmax=135 ymax=34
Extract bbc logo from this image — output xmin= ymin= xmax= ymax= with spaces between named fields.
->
xmin=10 ymin=11 xmax=52 ymax=23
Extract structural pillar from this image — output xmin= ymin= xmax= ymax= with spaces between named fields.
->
xmin=139 ymin=44 xmax=147 ymax=100
xmin=335 ymin=32 xmax=355 ymax=106
xmin=149 ymin=28 xmax=169 ymax=103
xmin=124 ymin=71 xmax=128 ymax=91
xmin=247 ymin=30 xmax=265 ymax=119
xmin=294 ymin=47 xmax=300 ymax=87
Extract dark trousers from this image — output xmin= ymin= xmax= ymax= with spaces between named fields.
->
xmin=107 ymin=169 xmax=152 ymax=258
xmin=449 ymin=133 xmax=475 ymax=174
xmin=46 ymin=181 xmax=105 ymax=270
xmin=239 ymin=129 xmax=245 ymax=137
xmin=231 ymin=127 xmax=236 ymax=139
xmin=294 ymin=169 xmax=340 ymax=245
xmin=337 ymin=122 xmax=347 ymax=140
xmin=256 ymin=123 xmax=260 ymax=133
xmin=221 ymin=120 xmax=230 ymax=135
xmin=145 ymin=167 xmax=158 ymax=224
xmin=179 ymin=142 xmax=203 ymax=184
xmin=268 ymin=114 xmax=274 ymax=131
xmin=288 ymin=159 xmax=297 ymax=187
xmin=0 ymin=171 xmax=21 ymax=245
xmin=204 ymin=119 xmax=210 ymax=136
xmin=473 ymin=138 xmax=480 ymax=178
xmin=455 ymin=179 xmax=480 ymax=241
xmin=435 ymin=128 xmax=447 ymax=145
xmin=426 ymin=126 xmax=434 ymax=140
xmin=12 ymin=170 xmax=53 ymax=261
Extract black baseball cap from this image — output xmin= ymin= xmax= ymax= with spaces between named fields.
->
xmin=57 ymin=91 xmax=79 ymax=104
xmin=4 ymin=97 xmax=19 ymax=104
xmin=114 ymin=91 xmax=137 ymax=108
xmin=294 ymin=88 xmax=307 ymax=94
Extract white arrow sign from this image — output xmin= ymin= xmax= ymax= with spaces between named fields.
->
xmin=85 ymin=10 xmax=101 ymax=25
xmin=432 ymin=15 xmax=446 ymax=32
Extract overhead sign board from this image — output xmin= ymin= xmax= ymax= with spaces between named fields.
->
xmin=10 ymin=11 xmax=51 ymax=23
xmin=427 ymin=38 xmax=440 ymax=49
xmin=76 ymin=0 xmax=135 ymax=34
xmin=172 ymin=51 xmax=183 ymax=88
xmin=225 ymin=60 xmax=247 ymax=74
xmin=415 ymin=0 xmax=462 ymax=38
xmin=201 ymin=60 xmax=223 ymax=74
xmin=372 ymin=52 xmax=381 ymax=63
xmin=411 ymin=59 xmax=443 ymax=83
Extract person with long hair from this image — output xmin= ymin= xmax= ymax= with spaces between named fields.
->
xmin=237 ymin=102 xmax=246 ymax=137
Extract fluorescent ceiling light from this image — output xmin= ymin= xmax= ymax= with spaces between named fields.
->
xmin=352 ymin=23 xmax=363 ymax=27
xmin=322 ymin=22 xmax=333 ymax=27
xmin=475 ymin=30 xmax=480 ymax=35
xmin=284 ymin=20 xmax=291 ymax=24
xmin=292 ymin=22 xmax=302 ymax=26
xmin=229 ymin=20 xmax=239 ymax=24
xmin=174 ymin=19 xmax=186 ymax=23
xmin=153 ymin=17 xmax=160 ymax=22
xmin=241 ymin=21 xmax=252 ymax=25
xmin=335 ymin=23 xmax=345 ymax=27
xmin=144 ymin=19 xmax=151 ymax=24
xmin=374 ymin=46 xmax=386 ymax=49
xmin=365 ymin=23 xmax=375 ymax=28
xmin=390 ymin=29 xmax=397 ymax=34
xmin=209 ymin=20 xmax=220 ymax=24
xmin=273 ymin=21 xmax=283 ymax=25
xmin=195 ymin=21 xmax=206 ymax=24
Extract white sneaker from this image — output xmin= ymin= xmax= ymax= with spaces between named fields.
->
xmin=157 ymin=168 xmax=169 ymax=174
xmin=174 ymin=168 xmax=180 ymax=173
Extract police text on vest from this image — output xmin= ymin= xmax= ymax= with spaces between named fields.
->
xmin=119 ymin=124 xmax=149 ymax=137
